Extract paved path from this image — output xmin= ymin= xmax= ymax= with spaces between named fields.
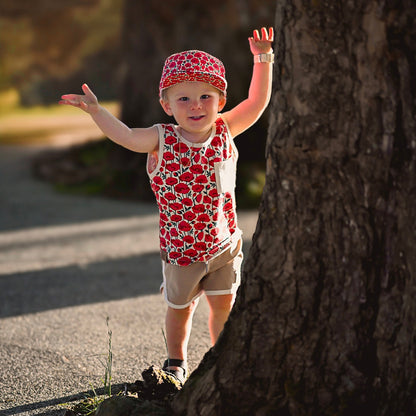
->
xmin=0 ymin=144 xmax=258 ymax=415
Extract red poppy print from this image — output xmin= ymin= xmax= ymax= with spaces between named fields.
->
xmin=197 ymin=213 xmax=210 ymax=222
xmin=182 ymin=198 xmax=193 ymax=207
xmin=178 ymin=221 xmax=192 ymax=232
xmin=183 ymin=235 xmax=195 ymax=244
xmin=190 ymin=165 xmax=203 ymax=174
xmin=164 ymin=152 xmax=175 ymax=161
xmin=166 ymin=177 xmax=178 ymax=186
xmin=179 ymin=172 xmax=193 ymax=182
xmin=210 ymin=227 xmax=220 ymax=236
xmin=177 ymin=257 xmax=192 ymax=266
xmin=224 ymin=201 xmax=233 ymax=211
xmin=149 ymin=118 xmax=238 ymax=265
xmin=172 ymin=239 xmax=184 ymax=248
xmin=165 ymin=135 xmax=176 ymax=145
xmin=181 ymin=157 xmax=190 ymax=166
xmin=209 ymin=188 xmax=219 ymax=198
xmin=195 ymin=175 xmax=208 ymax=184
xmin=184 ymin=248 xmax=198 ymax=258
xmin=165 ymin=192 xmax=176 ymax=201
xmin=209 ymin=246 xmax=219 ymax=256
xmin=166 ymin=163 xmax=180 ymax=172
xmin=205 ymin=234 xmax=213 ymax=243
xmin=192 ymin=184 xmax=204 ymax=193
xmin=173 ymin=143 xmax=189 ymax=153
xmin=170 ymin=202 xmax=183 ymax=211
xmin=211 ymin=137 xmax=221 ymax=147
xmin=192 ymin=204 xmax=205 ymax=213
xmin=194 ymin=223 xmax=206 ymax=230
xmin=205 ymin=148 xmax=215 ymax=158
xmin=175 ymin=183 xmax=190 ymax=194
xmin=183 ymin=211 xmax=196 ymax=221
xmin=194 ymin=242 xmax=206 ymax=251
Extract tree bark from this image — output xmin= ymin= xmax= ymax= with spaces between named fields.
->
xmin=171 ymin=1 xmax=416 ymax=415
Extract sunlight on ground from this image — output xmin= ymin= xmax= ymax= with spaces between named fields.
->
xmin=0 ymin=215 xmax=160 ymax=275
xmin=0 ymin=89 xmax=119 ymax=147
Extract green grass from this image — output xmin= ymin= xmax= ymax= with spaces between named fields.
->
xmin=0 ymin=88 xmax=118 ymax=145
xmin=0 ymin=88 xmax=74 ymax=116
xmin=61 ymin=317 xmax=114 ymax=415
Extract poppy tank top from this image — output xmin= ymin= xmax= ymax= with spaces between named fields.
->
xmin=147 ymin=117 xmax=241 ymax=266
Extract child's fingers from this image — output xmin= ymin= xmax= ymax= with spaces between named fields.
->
xmin=253 ymin=27 xmax=274 ymax=43
xmin=268 ymin=27 xmax=274 ymax=42
xmin=82 ymin=83 xmax=96 ymax=101
xmin=260 ymin=27 xmax=274 ymax=42
xmin=59 ymin=94 xmax=82 ymax=106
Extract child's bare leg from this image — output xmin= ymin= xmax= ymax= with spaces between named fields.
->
xmin=206 ymin=294 xmax=235 ymax=345
xmin=165 ymin=302 xmax=197 ymax=369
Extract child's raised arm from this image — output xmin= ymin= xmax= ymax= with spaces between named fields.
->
xmin=60 ymin=84 xmax=158 ymax=153
xmin=222 ymin=27 xmax=274 ymax=138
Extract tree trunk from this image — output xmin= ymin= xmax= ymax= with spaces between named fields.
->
xmin=171 ymin=1 xmax=416 ymax=415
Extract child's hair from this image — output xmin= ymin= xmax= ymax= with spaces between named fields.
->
xmin=159 ymin=50 xmax=227 ymax=98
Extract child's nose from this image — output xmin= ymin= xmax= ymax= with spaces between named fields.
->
xmin=189 ymin=99 xmax=202 ymax=110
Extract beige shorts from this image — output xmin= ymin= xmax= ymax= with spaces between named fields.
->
xmin=160 ymin=238 xmax=243 ymax=309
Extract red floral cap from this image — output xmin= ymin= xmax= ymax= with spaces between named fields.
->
xmin=159 ymin=50 xmax=227 ymax=97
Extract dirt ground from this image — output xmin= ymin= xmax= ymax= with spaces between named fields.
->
xmin=0 ymin=133 xmax=258 ymax=415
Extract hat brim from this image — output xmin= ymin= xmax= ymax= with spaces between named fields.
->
xmin=159 ymin=72 xmax=227 ymax=96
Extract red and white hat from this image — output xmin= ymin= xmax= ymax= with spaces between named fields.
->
xmin=159 ymin=50 xmax=227 ymax=97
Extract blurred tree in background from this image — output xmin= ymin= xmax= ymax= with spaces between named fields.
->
xmin=0 ymin=0 xmax=123 ymax=104
xmin=111 ymin=0 xmax=276 ymax=203
xmin=2 ymin=0 xmax=276 ymax=207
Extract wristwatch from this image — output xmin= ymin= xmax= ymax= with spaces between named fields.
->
xmin=253 ymin=52 xmax=275 ymax=64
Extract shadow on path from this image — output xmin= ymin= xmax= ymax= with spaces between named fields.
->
xmin=1 ymin=384 xmax=126 ymax=416
xmin=0 ymin=252 xmax=162 ymax=318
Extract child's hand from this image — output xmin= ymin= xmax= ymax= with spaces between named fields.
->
xmin=59 ymin=84 xmax=99 ymax=114
xmin=248 ymin=27 xmax=274 ymax=55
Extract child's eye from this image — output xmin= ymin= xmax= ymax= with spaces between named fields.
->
xmin=201 ymin=94 xmax=211 ymax=99
xmin=179 ymin=97 xmax=189 ymax=102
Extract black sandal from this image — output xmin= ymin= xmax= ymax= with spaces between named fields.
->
xmin=162 ymin=359 xmax=188 ymax=384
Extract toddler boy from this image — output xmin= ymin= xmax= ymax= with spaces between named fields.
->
xmin=60 ymin=27 xmax=274 ymax=383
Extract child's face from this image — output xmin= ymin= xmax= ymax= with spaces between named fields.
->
xmin=160 ymin=81 xmax=226 ymax=142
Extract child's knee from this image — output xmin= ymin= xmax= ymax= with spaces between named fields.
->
xmin=206 ymin=294 xmax=234 ymax=312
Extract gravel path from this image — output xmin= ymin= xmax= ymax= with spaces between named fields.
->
xmin=0 ymin=144 xmax=258 ymax=415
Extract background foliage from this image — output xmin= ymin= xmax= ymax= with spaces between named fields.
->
xmin=1 ymin=0 xmax=276 ymax=208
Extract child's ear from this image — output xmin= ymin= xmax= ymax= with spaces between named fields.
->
xmin=218 ymin=95 xmax=227 ymax=112
xmin=160 ymin=99 xmax=173 ymax=116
